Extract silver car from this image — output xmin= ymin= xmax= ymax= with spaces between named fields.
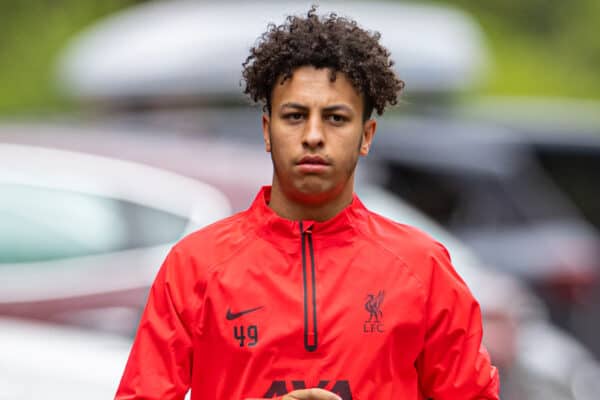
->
xmin=0 ymin=143 xmax=232 ymax=336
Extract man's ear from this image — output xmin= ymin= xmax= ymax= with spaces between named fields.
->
xmin=262 ymin=113 xmax=271 ymax=152
xmin=360 ymin=119 xmax=377 ymax=156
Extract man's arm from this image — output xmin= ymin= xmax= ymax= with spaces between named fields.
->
xmin=115 ymin=248 xmax=194 ymax=400
xmin=416 ymin=243 xmax=500 ymax=399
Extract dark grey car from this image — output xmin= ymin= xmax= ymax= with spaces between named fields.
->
xmin=371 ymin=115 xmax=600 ymax=356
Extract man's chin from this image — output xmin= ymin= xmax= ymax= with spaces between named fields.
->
xmin=292 ymin=182 xmax=340 ymax=205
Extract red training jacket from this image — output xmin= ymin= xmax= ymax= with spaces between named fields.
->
xmin=116 ymin=186 xmax=499 ymax=399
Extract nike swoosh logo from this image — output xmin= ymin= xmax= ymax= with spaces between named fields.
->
xmin=226 ymin=306 xmax=264 ymax=320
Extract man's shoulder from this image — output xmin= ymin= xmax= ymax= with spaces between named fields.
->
xmin=172 ymin=209 xmax=253 ymax=259
xmin=362 ymin=208 xmax=443 ymax=254
xmin=361 ymin=208 xmax=458 ymax=290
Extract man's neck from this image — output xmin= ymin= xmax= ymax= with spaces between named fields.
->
xmin=268 ymin=184 xmax=354 ymax=222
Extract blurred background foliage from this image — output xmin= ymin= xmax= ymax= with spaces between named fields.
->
xmin=434 ymin=0 xmax=600 ymax=98
xmin=0 ymin=0 xmax=599 ymax=116
xmin=0 ymin=0 xmax=142 ymax=115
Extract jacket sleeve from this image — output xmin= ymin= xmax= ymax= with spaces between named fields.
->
xmin=115 ymin=247 xmax=194 ymax=399
xmin=416 ymin=243 xmax=500 ymax=400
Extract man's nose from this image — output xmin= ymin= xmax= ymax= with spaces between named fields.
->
xmin=302 ymin=115 xmax=325 ymax=149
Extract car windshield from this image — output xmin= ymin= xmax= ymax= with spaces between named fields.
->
xmin=535 ymin=149 xmax=600 ymax=229
xmin=0 ymin=183 xmax=187 ymax=263
xmin=382 ymin=163 xmax=572 ymax=228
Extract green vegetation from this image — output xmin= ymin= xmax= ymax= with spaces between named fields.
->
xmin=0 ymin=0 xmax=598 ymax=115
xmin=430 ymin=0 xmax=600 ymax=98
xmin=0 ymin=0 xmax=141 ymax=116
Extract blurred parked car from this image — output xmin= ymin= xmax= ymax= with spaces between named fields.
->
xmin=370 ymin=115 xmax=600 ymax=356
xmin=460 ymin=96 xmax=600 ymax=231
xmin=0 ymin=143 xmax=232 ymax=335
xmin=455 ymin=97 xmax=600 ymax=357
xmin=0 ymin=122 xmax=271 ymax=212
xmin=0 ymin=318 xmax=131 ymax=400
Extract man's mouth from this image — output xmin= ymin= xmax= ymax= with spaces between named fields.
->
xmin=296 ymin=155 xmax=330 ymax=173
xmin=298 ymin=155 xmax=329 ymax=165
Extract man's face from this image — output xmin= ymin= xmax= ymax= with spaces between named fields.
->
xmin=262 ymin=66 xmax=376 ymax=206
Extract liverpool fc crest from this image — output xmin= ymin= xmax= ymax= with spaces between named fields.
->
xmin=363 ymin=290 xmax=385 ymax=333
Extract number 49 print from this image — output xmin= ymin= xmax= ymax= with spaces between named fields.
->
xmin=234 ymin=325 xmax=258 ymax=347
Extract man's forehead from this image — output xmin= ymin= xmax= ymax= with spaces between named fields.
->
xmin=272 ymin=66 xmax=362 ymax=107
xmin=276 ymin=66 xmax=344 ymax=86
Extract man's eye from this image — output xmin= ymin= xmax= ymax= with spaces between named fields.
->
xmin=327 ymin=114 xmax=346 ymax=123
xmin=285 ymin=113 xmax=304 ymax=121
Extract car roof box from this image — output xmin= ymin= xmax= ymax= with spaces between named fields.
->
xmin=56 ymin=1 xmax=488 ymax=104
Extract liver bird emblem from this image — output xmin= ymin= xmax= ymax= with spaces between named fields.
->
xmin=365 ymin=291 xmax=385 ymax=323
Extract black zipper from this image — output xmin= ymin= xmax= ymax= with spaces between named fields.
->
xmin=300 ymin=221 xmax=318 ymax=352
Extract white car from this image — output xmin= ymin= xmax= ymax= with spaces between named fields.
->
xmin=0 ymin=318 xmax=131 ymax=400
xmin=0 ymin=143 xmax=232 ymax=335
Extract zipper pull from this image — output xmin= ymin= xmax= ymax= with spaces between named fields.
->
xmin=302 ymin=221 xmax=314 ymax=234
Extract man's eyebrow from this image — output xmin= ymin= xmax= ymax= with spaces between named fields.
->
xmin=322 ymin=104 xmax=354 ymax=114
xmin=280 ymin=102 xmax=309 ymax=111
xmin=280 ymin=103 xmax=355 ymax=114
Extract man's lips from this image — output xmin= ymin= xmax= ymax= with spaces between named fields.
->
xmin=296 ymin=155 xmax=330 ymax=173
xmin=297 ymin=155 xmax=329 ymax=165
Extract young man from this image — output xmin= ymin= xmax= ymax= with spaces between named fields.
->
xmin=116 ymin=7 xmax=499 ymax=400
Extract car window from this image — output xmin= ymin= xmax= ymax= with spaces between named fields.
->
xmin=382 ymin=162 xmax=569 ymax=228
xmin=0 ymin=183 xmax=187 ymax=263
xmin=382 ymin=163 xmax=528 ymax=227
xmin=536 ymin=149 xmax=600 ymax=229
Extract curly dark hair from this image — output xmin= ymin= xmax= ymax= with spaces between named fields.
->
xmin=242 ymin=6 xmax=405 ymax=120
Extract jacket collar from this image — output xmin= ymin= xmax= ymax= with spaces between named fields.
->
xmin=249 ymin=186 xmax=367 ymax=245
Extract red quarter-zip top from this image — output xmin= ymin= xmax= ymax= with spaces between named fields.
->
xmin=116 ymin=186 xmax=499 ymax=400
